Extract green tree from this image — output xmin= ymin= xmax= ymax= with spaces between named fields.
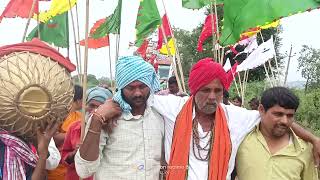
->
xmin=297 ymin=45 xmax=320 ymax=91
xmin=72 ymin=74 xmax=100 ymax=88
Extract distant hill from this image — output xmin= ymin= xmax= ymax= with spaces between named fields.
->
xmin=287 ymin=81 xmax=306 ymax=89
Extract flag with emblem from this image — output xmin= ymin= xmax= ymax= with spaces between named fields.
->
xmin=27 ymin=12 xmax=69 ymax=48
xmin=135 ymin=0 xmax=161 ymax=47
xmin=92 ymin=0 xmax=122 ymax=38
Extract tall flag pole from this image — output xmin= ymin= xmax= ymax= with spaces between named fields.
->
xmin=75 ymin=4 xmax=82 ymax=82
xmin=160 ymin=0 xmax=186 ymax=92
xmin=22 ymin=0 xmax=38 ymax=42
xmin=80 ymin=0 xmax=90 ymax=144
xmin=160 ymin=24 xmax=183 ymax=93
xmin=68 ymin=0 xmax=81 ymax=78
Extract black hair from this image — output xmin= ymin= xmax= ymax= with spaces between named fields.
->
xmin=74 ymin=85 xmax=83 ymax=101
xmin=260 ymin=87 xmax=299 ymax=112
xmin=249 ymin=97 xmax=259 ymax=104
xmin=233 ymin=96 xmax=242 ymax=103
xmin=168 ymin=76 xmax=177 ymax=85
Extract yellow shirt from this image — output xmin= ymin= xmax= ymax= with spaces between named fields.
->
xmin=236 ymin=125 xmax=318 ymax=180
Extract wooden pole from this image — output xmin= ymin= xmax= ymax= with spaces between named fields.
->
xmin=80 ymin=0 xmax=90 ymax=144
xmin=108 ymin=39 xmax=114 ymax=91
xmin=209 ymin=2 xmax=217 ymax=60
xmin=159 ymin=0 xmax=186 ymax=92
xmin=259 ymin=32 xmax=276 ymax=85
xmin=75 ymin=4 xmax=83 ymax=81
xmin=22 ymin=0 xmax=37 ymax=42
xmin=67 ymin=1 xmax=81 ymax=79
xmin=160 ymin=24 xmax=183 ymax=93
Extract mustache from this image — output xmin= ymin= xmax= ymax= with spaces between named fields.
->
xmin=275 ymin=124 xmax=288 ymax=129
xmin=132 ymin=96 xmax=145 ymax=101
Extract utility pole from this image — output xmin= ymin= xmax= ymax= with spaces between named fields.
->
xmin=284 ymin=45 xmax=293 ymax=86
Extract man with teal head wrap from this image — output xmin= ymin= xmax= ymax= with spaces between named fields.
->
xmin=76 ymin=56 xmax=165 ymax=180
xmin=113 ymin=56 xmax=160 ymax=112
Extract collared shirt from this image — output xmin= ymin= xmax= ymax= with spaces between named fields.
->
xmin=75 ymin=106 xmax=164 ymax=180
xmin=236 ymin=125 xmax=318 ymax=180
xmin=152 ymin=94 xmax=260 ymax=180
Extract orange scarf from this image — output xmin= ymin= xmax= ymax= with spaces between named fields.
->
xmin=166 ymin=96 xmax=231 ymax=180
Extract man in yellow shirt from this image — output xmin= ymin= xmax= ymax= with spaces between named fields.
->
xmin=236 ymin=87 xmax=318 ymax=180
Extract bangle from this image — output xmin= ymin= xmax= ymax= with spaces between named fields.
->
xmin=93 ymin=108 xmax=106 ymax=123
xmin=92 ymin=113 xmax=107 ymax=125
xmin=88 ymin=129 xmax=101 ymax=135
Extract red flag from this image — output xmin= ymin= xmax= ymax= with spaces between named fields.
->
xmin=0 ymin=0 xmax=39 ymax=22
xmin=80 ymin=18 xmax=110 ymax=49
xmin=157 ymin=14 xmax=172 ymax=49
xmin=136 ymin=39 xmax=149 ymax=59
xmin=197 ymin=14 xmax=217 ymax=52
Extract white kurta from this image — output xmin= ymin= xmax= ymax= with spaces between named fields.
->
xmin=153 ymin=95 xmax=260 ymax=180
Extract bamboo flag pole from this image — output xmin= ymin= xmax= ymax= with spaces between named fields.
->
xmin=22 ymin=0 xmax=37 ymax=42
xmin=209 ymin=2 xmax=217 ymax=61
xmin=160 ymin=24 xmax=183 ymax=93
xmin=212 ymin=0 xmax=221 ymax=63
xmin=80 ymin=0 xmax=90 ymax=144
xmin=68 ymin=0 xmax=81 ymax=79
xmin=232 ymin=71 xmax=241 ymax=97
xmin=259 ymin=32 xmax=276 ymax=85
xmin=75 ymin=4 xmax=83 ymax=82
xmin=160 ymin=0 xmax=186 ymax=92
xmin=108 ymin=39 xmax=114 ymax=91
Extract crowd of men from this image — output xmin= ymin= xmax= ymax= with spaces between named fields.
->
xmin=0 ymin=55 xmax=319 ymax=180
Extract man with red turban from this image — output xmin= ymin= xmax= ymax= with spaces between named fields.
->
xmin=153 ymin=58 xmax=320 ymax=180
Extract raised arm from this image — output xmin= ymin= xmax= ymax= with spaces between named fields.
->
xmin=291 ymin=122 xmax=320 ymax=167
xmin=75 ymin=100 xmax=121 ymax=178
xmin=32 ymin=121 xmax=59 ymax=180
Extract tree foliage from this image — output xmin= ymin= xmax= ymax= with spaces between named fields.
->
xmin=297 ymin=45 xmax=320 ymax=90
xmin=72 ymin=74 xmax=100 ymax=88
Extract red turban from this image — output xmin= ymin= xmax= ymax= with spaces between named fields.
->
xmin=188 ymin=58 xmax=236 ymax=95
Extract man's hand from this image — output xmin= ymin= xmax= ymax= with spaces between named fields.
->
xmin=312 ymin=137 xmax=320 ymax=167
xmin=95 ymin=100 xmax=122 ymax=123
xmin=94 ymin=100 xmax=122 ymax=134
xmin=37 ymin=121 xmax=60 ymax=158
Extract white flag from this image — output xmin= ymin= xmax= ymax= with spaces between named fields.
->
xmin=243 ymin=36 xmax=258 ymax=53
xmin=223 ymin=58 xmax=232 ymax=72
xmin=236 ymin=37 xmax=276 ymax=72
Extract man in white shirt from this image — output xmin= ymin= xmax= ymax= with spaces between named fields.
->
xmin=152 ymin=58 xmax=320 ymax=180
xmin=75 ymin=56 xmax=164 ymax=180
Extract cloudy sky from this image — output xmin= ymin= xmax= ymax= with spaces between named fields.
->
xmin=0 ymin=0 xmax=319 ymax=82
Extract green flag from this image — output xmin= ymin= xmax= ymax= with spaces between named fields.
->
xmin=220 ymin=0 xmax=320 ymax=46
xmin=135 ymin=0 xmax=161 ymax=47
xmin=27 ymin=12 xmax=69 ymax=48
xmin=182 ymin=0 xmax=223 ymax=9
xmin=92 ymin=0 xmax=122 ymax=38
